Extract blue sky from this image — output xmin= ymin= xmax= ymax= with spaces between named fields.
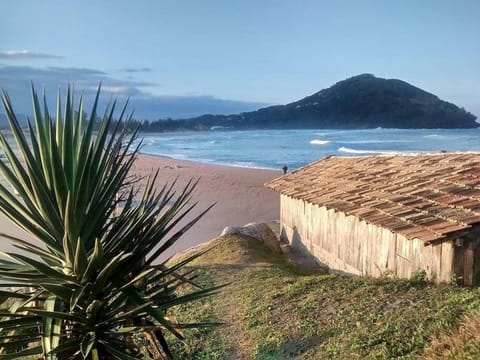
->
xmin=0 ymin=0 xmax=479 ymax=119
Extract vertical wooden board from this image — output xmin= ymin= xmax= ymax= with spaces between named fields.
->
xmin=321 ymin=207 xmax=328 ymax=252
xmin=280 ymin=196 xmax=284 ymax=226
xmin=389 ymin=233 xmax=397 ymax=272
xmin=378 ymin=228 xmax=390 ymax=271
xmin=394 ymin=236 xmax=401 ymax=277
xmin=304 ymin=201 xmax=309 ymax=238
xmin=411 ymin=239 xmax=422 ymax=275
xmin=317 ymin=207 xmax=324 ymax=250
xmin=406 ymin=240 xmax=414 ymax=278
xmin=439 ymin=241 xmax=454 ymax=283
xmin=335 ymin=211 xmax=341 ymax=260
xmin=281 ymin=195 xmax=292 ymax=226
xmin=396 ymin=237 xmax=407 ymax=278
xmin=328 ymin=209 xmax=335 ymax=255
xmin=361 ymin=220 xmax=369 ymax=275
xmin=320 ymin=206 xmax=327 ymax=249
xmin=317 ymin=206 xmax=324 ymax=249
xmin=336 ymin=211 xmax=342 ymax=259
xmin=351 ymin=217 xmax=358 ymax=269
xmin=369 ymin=224 xmax=377 ymax=275
xmin=318 ymin=207 xmax=325 ymax=250
xmin=338 ymin=212 xmax=345 ymax=264
xmin=282 ymin=195 xmax=288 ymax=224
xmin=452 ymin=245 xmax=465 ymax=285
xmin=289 ymin=198 xmax=295 ymax=225
xmin=291 ymin=199 xmax=297 ymax=230
xmin=332 ymin=209 xmax=339 ymax=258
xmin=303 ymin=202 xmax=310 ymax=251
xmin=347 ymin=216 xmax=355 ymax=267
xmin=377 ymin=228 xmax=387 ymax=274
xmin=473 ymin=240 xmax=480 ymax=286
xmin=374 ymin=227 xmax=385 ymax=275
xmin=310 ymin=204 xmax=317 ymax=247
xmin=338 ymin=213 xmax=351 ymax=264
xmin=347 ymin=216 xmax=354 ymax=267
xmin=370 ymin=226 xmax=376 ymax=275
xmin=315 ymin=206 xmax=322 ymax=249
xmin=312 ymin=206 xmax=317 ymax=238
xmin=314 ymin=205 xmax=319 ymax=240
xmin=355 ymin=218 xmax=363 ymax=272
xmin=464 ymin=242 xmax=475 ymax=286
xmin=420 ymin=241 xmax=434 ymax=280
xmin=280 ymin=196 xmax=283 ymax=227
xmin=431 ymin=242 xmax=442 ymax=282
xmin=361 ymin=222 xmax=368 ymax=274
xmin=406 ymin=239 xmax=414 ymax=278
xmin=378 ymin=228 xmax=385 ymax=274
xmin=309 ymin=204 xmax=315 ymax=252
xmin=348 ymin=216 xmax=355 ymax=267
xmin=365 ymin=224 xmax=373 ymax=276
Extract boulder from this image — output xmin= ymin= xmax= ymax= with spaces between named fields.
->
xmin=221 ymin=222 xmax=282 ymax=253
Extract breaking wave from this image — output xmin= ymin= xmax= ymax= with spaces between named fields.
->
xmin=423 ymin=134 xmax=447 ymax=139
xmin=338 ymin=146 xmax=403 ymax=155
xmin=340 ymin=139 xmax=413 ymax=144
xmin=310 ymin=139 xmax=331 ymax=145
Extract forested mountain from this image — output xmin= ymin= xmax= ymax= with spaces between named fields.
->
xmin=142 ymin=74 xmax=477 ymax=131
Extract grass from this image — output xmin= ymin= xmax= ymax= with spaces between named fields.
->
xmin=167 ymin=234 xmax=480 ymax=359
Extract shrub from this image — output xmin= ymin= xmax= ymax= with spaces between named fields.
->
xmin=0 ymin=86 xmax=220 ymax=359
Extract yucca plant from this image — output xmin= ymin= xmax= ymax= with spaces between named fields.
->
xmin=0 ymin=86 xmax=221 ymax=359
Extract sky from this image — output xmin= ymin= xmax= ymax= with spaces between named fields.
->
xmin=0 ymin=0 xmax=479 ymax=119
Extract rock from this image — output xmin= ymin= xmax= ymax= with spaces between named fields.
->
xmin=221 ymin=222 xmax=282 ymax=253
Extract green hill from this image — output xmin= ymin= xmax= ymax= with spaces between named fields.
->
xmin=143 ymin=74 xmax=478 ymax=131
xmin=165 ymin=234 xmax=480 ymax=359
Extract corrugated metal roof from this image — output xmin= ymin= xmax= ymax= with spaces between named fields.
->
xmin=266 ymin=153 xmax=480 ymax=244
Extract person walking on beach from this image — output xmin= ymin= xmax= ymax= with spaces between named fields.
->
xmin=282 ymin=165 xmax=288 ymax=174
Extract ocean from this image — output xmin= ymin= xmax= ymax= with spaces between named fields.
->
xmin=137 ymin=128 xmax=480 ymax=171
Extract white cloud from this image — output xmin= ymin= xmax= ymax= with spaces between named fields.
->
xmin=0 ymin=65 xmax=267 ymax=119
xmin=0 ymin=50 xmax=64 ymax=60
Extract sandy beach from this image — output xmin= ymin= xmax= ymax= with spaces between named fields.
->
xmin=0 ymin=154 xmax=281 ymax=257
xmin=131 ymin=154 xmax=281 ymax=256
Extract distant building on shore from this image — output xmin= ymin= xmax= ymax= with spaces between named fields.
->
xmin=266 ymin=153 xmax=480 ymax=285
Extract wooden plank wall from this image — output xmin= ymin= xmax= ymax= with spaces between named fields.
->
xmin=280 ymin=195 xmax=454 ymax=283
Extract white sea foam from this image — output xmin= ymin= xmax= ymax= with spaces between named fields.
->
xmin=340 ymin=139 xmax=413 ymax=144
xmin=310 ymin=139 xmax=331 ymax=145
xmin=338 ymin=146 xmax=403 ymax=155
xmin=423 ymin=134 xmax=447 ymax=139
xmin=315 ymin=132 xmax=334 ymax=136
xmin=218 ymin=161 xmax=275 ymax=170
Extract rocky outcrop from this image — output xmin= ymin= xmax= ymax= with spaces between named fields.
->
xmin=221 ymin=222 xmax=282 ymax=253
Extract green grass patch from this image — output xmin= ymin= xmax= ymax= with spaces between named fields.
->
xmin=168 ymin=234 xmax=480 ymax=359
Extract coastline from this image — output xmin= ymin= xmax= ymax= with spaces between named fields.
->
xmin=138 ymin=150 xmax=278 ymax=171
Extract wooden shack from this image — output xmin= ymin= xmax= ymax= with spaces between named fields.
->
xmin=266 ymin=153 xmax=480 ymax=285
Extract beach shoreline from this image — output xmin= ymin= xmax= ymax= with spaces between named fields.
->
xmin=138 ymin=150 xmax=279 ymax=171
